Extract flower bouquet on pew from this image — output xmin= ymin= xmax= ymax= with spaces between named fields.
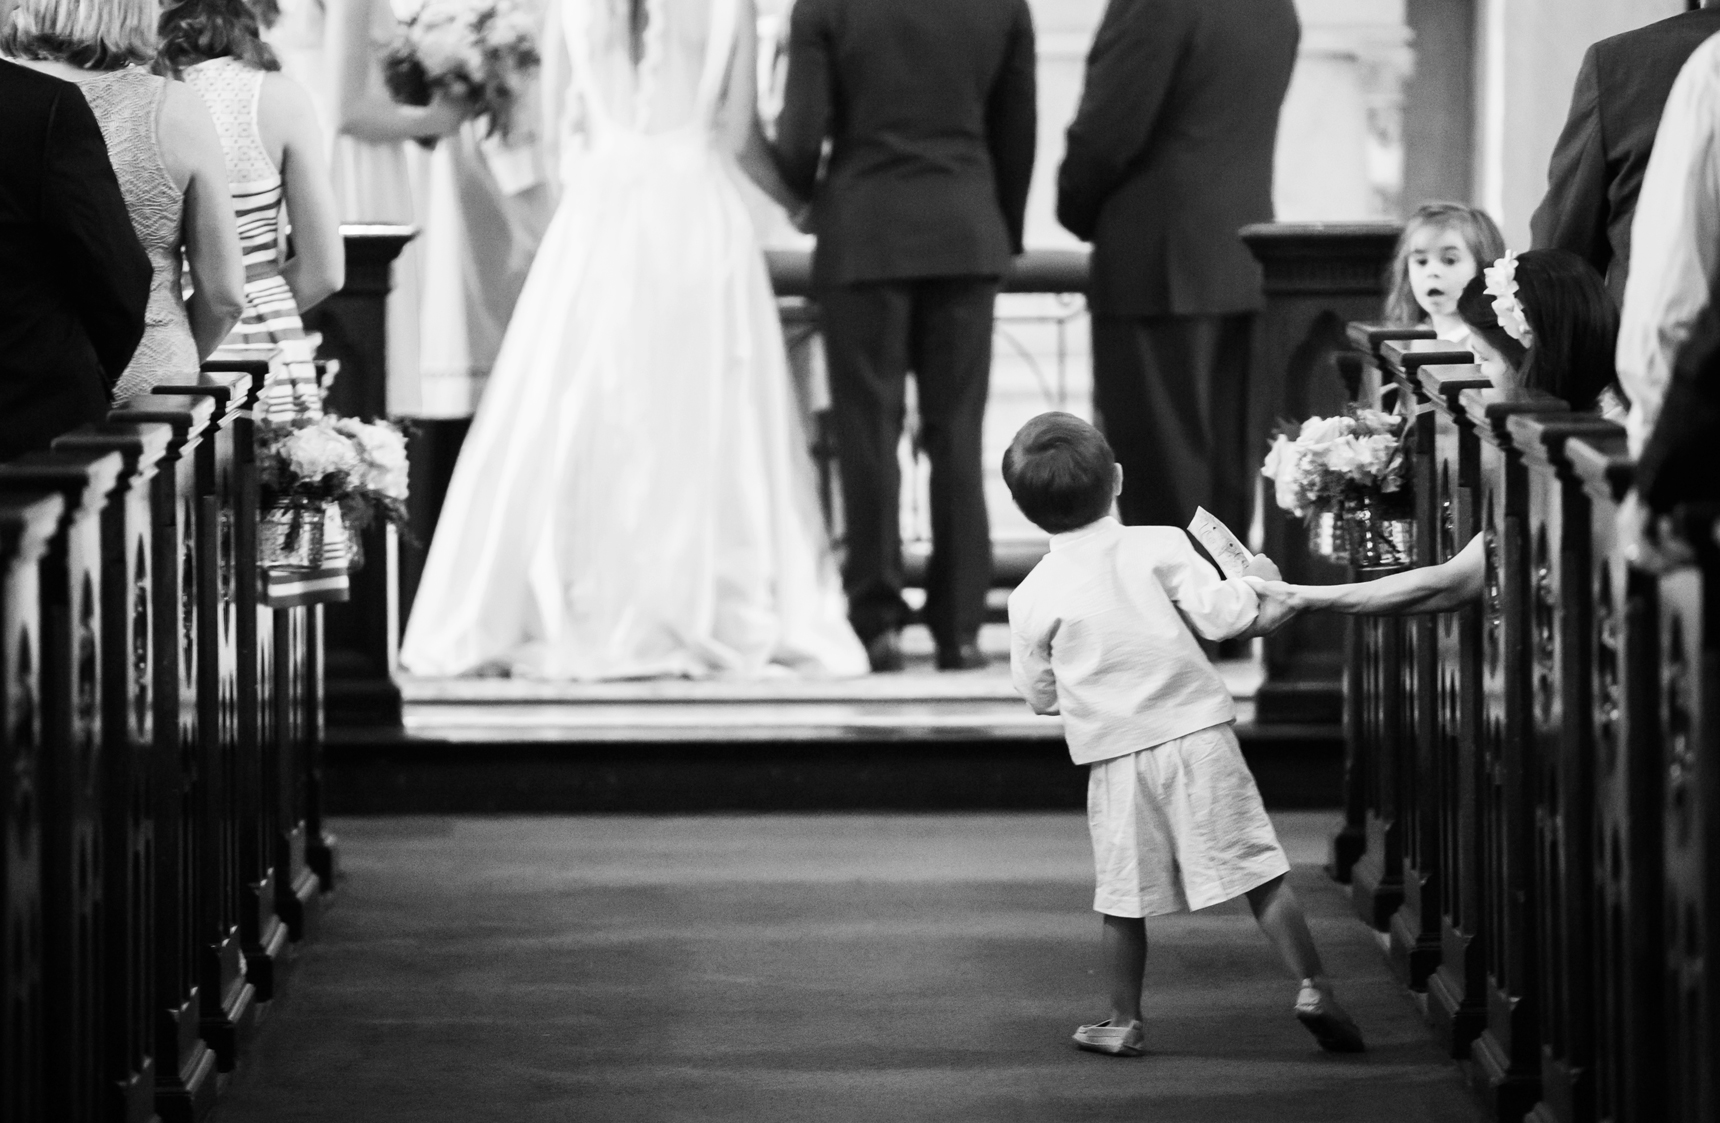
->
xmin=1261 ymin=404 xmax=1413 ymax=569
xmin=382 ymin=0 xmax=541 ymax=142
xmin=257 ymin=416 xmax=411 ymax=581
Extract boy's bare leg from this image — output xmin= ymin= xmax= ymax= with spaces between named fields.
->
xmin=1244 ymin=874 xmax=1324 ymax=981
xmin=1101 ymin=914 xmax=1147 ymax=1023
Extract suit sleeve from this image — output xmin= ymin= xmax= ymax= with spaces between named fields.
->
xmin=1056 ymin=0 xmax=1193 ymax=243
xmin=1530 ymin=45 xmax=1610 ymax=272
xmin=986 ymin=0 xmax=1037 ymax=256
xmin=42 ymin=86 xmax=151 ymax=386
xmin=773 ymin=0 xmax=831 ymax=200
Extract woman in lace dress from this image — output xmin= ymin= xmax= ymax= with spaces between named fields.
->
xmin=399 ymin=0 xmax=865 ymax=680
xmin=2 ymin=0 xmax=244 ymax=400
xmin=160 ymin=0 xmax=345 ymax=416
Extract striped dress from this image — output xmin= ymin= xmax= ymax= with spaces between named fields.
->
xmin=187 ymin=56 xmax=350 ymax=606
xmin=184 ymin=56 xmax=318 ymax=419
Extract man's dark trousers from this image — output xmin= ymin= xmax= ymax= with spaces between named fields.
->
xmin=821 ymin=278 xmax=998 ymax=647
xmin=1091 ymin=313 xmax=1253 ymax=531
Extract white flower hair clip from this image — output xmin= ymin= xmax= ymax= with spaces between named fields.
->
xmin=1484 ymin=252 xmax=1533 ymax=346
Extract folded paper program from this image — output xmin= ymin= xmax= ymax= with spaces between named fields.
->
xmin=1188 ymin=506 xmax=1253 ymax=579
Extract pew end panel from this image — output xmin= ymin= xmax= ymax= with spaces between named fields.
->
xmin=0 ymin=451 xmax=124 ymax=1123
xmin=1460 ymin=387 xmax=1572 ymax=1118
xmin=150 ymin=374 xmax=260 ymax=1072
xmin=50 ymin=421 xmax=173 ymax=1123
xmin=106 ymin=395 xmax=219 ymax=1122
xmin=0 ymin=493 xmax=65 ymax=1123
xmin=1656 ymin=503 xmax=1720 ymax=1123
xmin=1509 ymin=413 xmax=1624 ymax=1123
xmin=1568 ymin=434 xmax=1664 ymax=1123
xmin=1418 ymin=363 xmax=1493 ymax=1055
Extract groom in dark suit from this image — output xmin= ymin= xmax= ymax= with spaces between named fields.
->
xmin=0 ymin=59 xmax=151 ymax=461
xmin=775 ymin=0 xmax=1036 ymax=672
xmin=1531 ymin=0 xmax=1720 ymax=303
xmin=1058 ymin=0 xmax=1298 ymax=536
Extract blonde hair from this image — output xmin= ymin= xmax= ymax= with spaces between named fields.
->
xmin=1383 ymin=202 xmax=1507 ymax=326
xmin=1 ymin=0 xmax=158 ymax=71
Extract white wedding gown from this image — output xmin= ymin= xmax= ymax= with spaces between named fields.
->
xmin=400 ymin=0 xmax=866 ymax=679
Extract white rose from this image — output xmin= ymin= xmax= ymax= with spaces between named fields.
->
xmin=1352 ymin=408 xmax=1402 ymax=436
xmin=282 ymin=424 xmax=361 ymax=482
xmin=1297 ymin=415 xmax=1353 ymax=446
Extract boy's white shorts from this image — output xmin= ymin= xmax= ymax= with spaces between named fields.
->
xmin=1087 ymin=722 xmax=1290 ymax=917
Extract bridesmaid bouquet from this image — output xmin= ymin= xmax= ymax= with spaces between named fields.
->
xmin=383 ymin=0 xmax=542 ymax=139
xmin=258 ymin=416 xmax=412 ymax=572
xmin=1262 ymin=405 xmax=1413 ymax=566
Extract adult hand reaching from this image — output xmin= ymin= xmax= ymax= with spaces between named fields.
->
xmin=1241 ymin=577 xmax=1297 ymax=638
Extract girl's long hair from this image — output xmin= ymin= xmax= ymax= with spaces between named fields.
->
xmin=1457 ymin=248 xmax=1621 ymax=412
xmin=157 ymin=0 xmax=279 ymax=77
xmin=1383 ymin=202 xmax=1507 ymax=325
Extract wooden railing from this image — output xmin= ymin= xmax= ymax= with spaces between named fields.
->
xmin=0 ymin=349 xmax=331 ymax=1123
xmin=1340 ymin=326 xmax=1720 ymax=1123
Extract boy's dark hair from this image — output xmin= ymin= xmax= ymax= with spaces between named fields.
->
xmin=1457 ymin=248 xmax=1621 ymax=412
xmin=1002 ymin=412 xmax=1116 ymax=533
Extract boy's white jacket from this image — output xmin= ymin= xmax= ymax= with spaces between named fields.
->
xmin=1007 ymin=518 xmax=1259 ymax=766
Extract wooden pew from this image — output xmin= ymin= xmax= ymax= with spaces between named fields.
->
xmin=0 ymin=493 xmax=65 ymax=1123
xmin=151 ymin=373 xmax=257 ymax=1071
xmin=1509 ymin=413 xmax=1624 ymax=1123
xmin=1463 ymin=386 xmax=1572 ymax=1120
xmin=0 ymin=452 xmax=123 ymax=1123
xmin=1419 ymin=363 xmax=1495 ymax=1056
xmin=105 ymin=394 xmax=217 ymax=1122
xmin=1568 ymin=434 xmax=1664 ymax=1123
xmin=1385 ymin=347 xmax=1483 ymax=989
xmin=1341 ymin=337 xmax=1479 ymax=936
xmin=1654 ymin=503 xmax=1719 ymax=1123
xmin=200 ymin=353 xmax=290 ymax=1002
xmin=49 ymin=422 xmax=172 ymax=1123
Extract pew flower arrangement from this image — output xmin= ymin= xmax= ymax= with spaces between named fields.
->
xmin=257 ymin=416 xmax=411 ymax=573
xmin=382 ymin=0 xmax=541 ymax=140
xmin=1261 ymin=405 xmax=1412 ymax=566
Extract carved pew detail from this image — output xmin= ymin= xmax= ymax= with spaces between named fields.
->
xmin=1419 ymin=362 xmax=1495 ymax=1055
xmin=49 ymin=422 xmax=172 ymax=1123
xmin=1655 ymin=504 xmax=1719 ymax=1123
xmin=105 ymin=393 xmax=217 ymax=1123
xmin=0 ymin=452 xmax=123 ymax=1123
xmin=1508 ymin=413 xmax=1623 ymax=1123
xmin=1567 ymin=435 xmax=1663 ymax=1123
xmin=0 ymin=493 xmax=64 ymax=1123
xmin=151 ymin=373 xmax=256 ymax=1071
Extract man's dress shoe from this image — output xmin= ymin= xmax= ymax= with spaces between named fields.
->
xmin=936 ymin=642 xmax=987 ymax=671
xmin=866 ymin=630 xmax=905 ymax=673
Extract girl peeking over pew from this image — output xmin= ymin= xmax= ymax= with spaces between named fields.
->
xmin=1383 ymin=202 xmax=1506 ymax=344
xmin=1250 ymin=248 xmax=1627 ymax=621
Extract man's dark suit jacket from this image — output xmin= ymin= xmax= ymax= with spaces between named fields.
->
xmin=1057 ymin=0 xmax=1299 ymax=319
xmin=774 ymin=0 xmax=1037 ymax=289
xmin=0 ymin=59 xmax=151 ymax=463
xmin=1531 ymin=5 xmax=1720 ymax=305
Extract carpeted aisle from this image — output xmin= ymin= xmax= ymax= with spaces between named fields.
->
xmin=221 ymin=813 xmax=1484 ymax=1123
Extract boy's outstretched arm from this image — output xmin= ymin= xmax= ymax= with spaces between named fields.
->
xmin=1164 ymin=534 xmax=1261 ymax=641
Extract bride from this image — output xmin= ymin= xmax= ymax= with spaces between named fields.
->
xmin=399 ymin=0 xmax=867 ymax=679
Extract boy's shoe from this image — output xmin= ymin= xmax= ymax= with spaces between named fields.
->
xmin=1295 ymin=980 xmax=1366 ymax=1053
xmin=1072 ymin=1017 xmax=1145 ymax=1057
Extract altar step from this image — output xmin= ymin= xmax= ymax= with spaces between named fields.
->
xmin=325 ymin=626 xmax=1341 ymax=814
